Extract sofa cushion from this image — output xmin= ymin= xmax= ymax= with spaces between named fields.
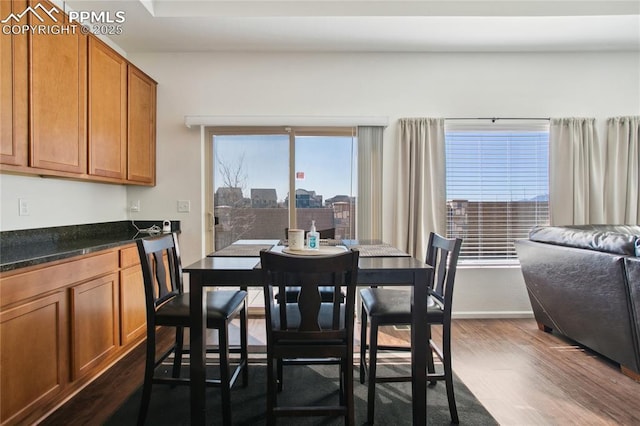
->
xmin=529 ymin=225 xmax=640 ymax=256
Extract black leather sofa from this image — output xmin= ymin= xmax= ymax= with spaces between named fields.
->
xmin=516 ymin=225 xmax=640 ymax=380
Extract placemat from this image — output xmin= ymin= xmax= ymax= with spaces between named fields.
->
xmin=210 ymin=244 xmax=274 ymax=257
xmin=348 ymin=244 xmax=410 ymax=258
xmin=282 ymin=246 xmax=348 ymax=256
xmin=280 ymin=239 xmax=343 ymax=246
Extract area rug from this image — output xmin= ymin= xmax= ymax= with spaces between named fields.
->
xmin=106 ymin=362 xmax=498 ymax=425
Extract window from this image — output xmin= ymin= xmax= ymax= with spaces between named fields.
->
xmin=207 ymin=127 xmax=357 ymax=251
xmin=445 ymin=120 xmax=550 ymax=263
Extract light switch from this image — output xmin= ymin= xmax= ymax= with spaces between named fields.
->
xmin=19 ymin=198 xmax=30 ymax=216
xmin=177 ymin=200 xmax=191 ymax=213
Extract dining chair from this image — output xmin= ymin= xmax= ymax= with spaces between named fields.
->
xmin=359 ymin=232 xmax=462 ymax=424
xmin=136 ymin=233 xmax=249 ymax=426
xmin=260 ymin=248 xmax=360 ymax=425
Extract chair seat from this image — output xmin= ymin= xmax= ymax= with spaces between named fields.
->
xmin=156 ymin=290 xmax=248 ymax=327
xmin=360 ymin=288 xmax=443 ymax=324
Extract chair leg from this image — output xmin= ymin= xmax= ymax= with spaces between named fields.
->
xmin=172 ymin=327 xmax=184 ymax=379
xmin=339 ymin=360 xmax=345 ymax=406
xmin=359 ymin=305 xmax=368 ymax=384
xmin=219 ymin=324 xmax=232 ymax=426
xmin=266 ymin=356 xmax=276 ymax=426
xmin=345 ymin=355 xmax=355 ymax=426
xmin=427 ymin=326 xmax=437 ymax=386
xmin=277 ymin=358 xmax=284 ymax=392
xmin=240 ymin=300 xmax=249 ymax=387
xmin=137 ymin=329 xmax=157 ymax=426
xmin=443 ymin=325 xmax=459 ymax=424
xmin=366 ymin=318 xmax=379 ymax=425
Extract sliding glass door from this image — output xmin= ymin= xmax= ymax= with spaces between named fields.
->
xmin=207 ymin=127 xmax=356 ymax=252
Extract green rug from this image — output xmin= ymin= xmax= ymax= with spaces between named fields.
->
xmin=106 ymin=363 xmax=498 ymax=425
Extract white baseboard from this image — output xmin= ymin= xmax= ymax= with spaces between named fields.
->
xmin=452 ymin=311 xmax=534 ymax=319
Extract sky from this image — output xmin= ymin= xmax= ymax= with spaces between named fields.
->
xmin=213 ymin=134 xmax=356 ymax=202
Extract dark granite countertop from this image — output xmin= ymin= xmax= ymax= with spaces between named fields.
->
xmin=0 ymin=220 xmax=180 ymax=273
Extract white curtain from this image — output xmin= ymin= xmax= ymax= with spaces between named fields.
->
xmin=549 ymin=118 xmax=603 ymax=225
xmin=357 ymin=126 xmax=384 ymax=239
xmin=393 ymin=118 xmax=446 ymax=260
xmin=604 ymin=116 xmax=640 ymax=224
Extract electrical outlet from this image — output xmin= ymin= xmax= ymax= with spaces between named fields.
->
xmin=177 ymin=200 xmax=191 ymax=213
xmin=18 ymin=198 xmax=30 ymax=216
xmin=130 ymin=200 xmax=140 ymax=212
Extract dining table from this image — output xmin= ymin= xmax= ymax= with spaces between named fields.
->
xmin=183 ymin=239 xmax=433 ymax=425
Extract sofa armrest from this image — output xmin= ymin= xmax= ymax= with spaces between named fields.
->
xmin=624 ymin=257 xmax=640 ymax=369
xmin=516 ymin=239 xmax=639 ymax=373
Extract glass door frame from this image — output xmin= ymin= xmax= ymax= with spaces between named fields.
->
xmin=205 ymin=126 xmax=356 ymax=253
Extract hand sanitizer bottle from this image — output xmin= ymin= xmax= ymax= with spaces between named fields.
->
xmin=307 ymin=220 xmax=320 ymax=250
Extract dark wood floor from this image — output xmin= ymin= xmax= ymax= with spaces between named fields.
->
xmin=40 ymin=318 xmax=640 ymax=425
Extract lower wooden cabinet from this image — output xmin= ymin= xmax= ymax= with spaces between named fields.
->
xmin=119 ymin=245 xmax=146 ymax=345
xmin=70 ymin=273 xmax=119 ymax=380
xmin=0 ymin=244 xmax=146 ymax=425
xmin=0 ymin=292 xmax=68 ymax=425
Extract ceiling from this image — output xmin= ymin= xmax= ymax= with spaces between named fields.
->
xmin=64 ymin=0 xmax=640 ymax=53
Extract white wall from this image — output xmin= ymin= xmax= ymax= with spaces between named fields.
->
xmin=3 ymin=50 xmax=638 ymax=316
xmin=0 ymin=173 xmax=127 ymax=230
xmin=123 ymin=50 xmax=639 ymax=316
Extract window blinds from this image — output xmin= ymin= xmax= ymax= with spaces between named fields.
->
xmin=445 ymin=120 xmax=550 ymax=262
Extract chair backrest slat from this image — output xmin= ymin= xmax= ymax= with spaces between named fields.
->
xmin=137 ymin=233 xmax=183 ymax=313
xmin=425 ymin=233 xmax=462 ymax=310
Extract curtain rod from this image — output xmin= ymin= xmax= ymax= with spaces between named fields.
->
xmin=445 ymin=117 xmax=550 ymax=122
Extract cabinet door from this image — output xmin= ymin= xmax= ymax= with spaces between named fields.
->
xmin=88 ymin=36 xmax=127 ymax=179
xmin=127 ymin=66 xmax=156 ymax=184
xmin=29 ymin=0 xmax=87 ymax=173
xmin=1 ymin=292 xmax=68 ymax=424
xmin=119 ymin=245 xmax=147 ymax=345
xmin=70 ymin=273 xmax=119 ymax=380
xmin=0 ymin=0 xmax=28 ymax=166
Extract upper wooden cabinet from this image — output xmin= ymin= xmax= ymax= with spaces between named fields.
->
xmin=0 ymin=0 xmax=156 ymax=186
xmin=88 ymin=37 xmax=127 ymax=180
xmin=127 ymin=66 xmax=156 ymax=185
xmin=0 ymin=0 xmax=28 ymax=166
xmin=29 ymin=0 xmax=88 ymax=174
